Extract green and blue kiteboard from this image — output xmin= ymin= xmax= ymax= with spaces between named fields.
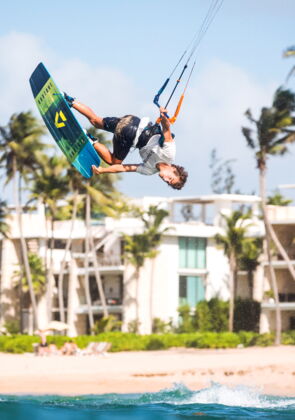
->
xmin=29 ymin=62 xmax=100 ymax=178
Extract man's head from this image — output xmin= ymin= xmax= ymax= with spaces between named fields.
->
xmin=159 ymin=164 xmax=188 ymax=190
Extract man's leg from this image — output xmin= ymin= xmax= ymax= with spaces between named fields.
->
xmin=72 ymin=101 xmax=104 ymax=129
xmin=67 ymin=97 xmax=125 ymax=165
xmin=93 ymin=142 xmax=122 ymax=165
xmin=71 ymin=101 xmax=122 ymax=164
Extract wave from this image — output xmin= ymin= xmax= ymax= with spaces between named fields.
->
xmin=0 ymin=382 xmax=294 ymax=410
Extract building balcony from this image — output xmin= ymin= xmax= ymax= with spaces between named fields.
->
xmin=74 ymin=253 xmax=125 ymax=274
xmin=262 ymin=259 xmax=295 ymax=269
xmin=76 ymin=302 xmax=123 ymax=315
xmin=261 ymin=301 xmax=295 ymax=311
xmin=178 ymin=268 xmax=208 ymax=276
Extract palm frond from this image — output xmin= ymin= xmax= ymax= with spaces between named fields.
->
xmin=241 ymin=127 xmax=256 ymax=149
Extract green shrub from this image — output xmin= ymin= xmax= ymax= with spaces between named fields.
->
xmin=209 ymin=298 xmax=229 ymax=332
xmin=145 ymin=337 xmax=166 ymax=350
xmin=177 ymin=304 xmax=194 ymax=333
xmin=282 ymin=330 xmax=295 ymax=345
xmin=193 ymin=301 xmax=211 ymax=331
xmin=249 ymin=333 xmax=274 ymax=346
xmin=92 ymin=315 xmax=122 ymax=334
xmin=1 ymin=329 xmax=293 ymax=354
xmin=3 ymin=320 xmax=20 ymax=335
xmin=234 ymin=299 xmax=261 ymax=332
xmin=238 ymin=331 xmax=259 ymax=347
xmin=152 ymin=317 xmax=173 ymax=334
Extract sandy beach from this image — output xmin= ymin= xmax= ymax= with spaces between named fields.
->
xmin=0 ymin=346 xmax=294 ymax=396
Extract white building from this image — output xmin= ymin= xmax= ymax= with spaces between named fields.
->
xmin=0 ymin=194 xmax=294 ymax=335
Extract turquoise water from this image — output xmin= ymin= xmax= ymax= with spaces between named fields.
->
xmin=0 ymin=383 xmax=294 ymax=420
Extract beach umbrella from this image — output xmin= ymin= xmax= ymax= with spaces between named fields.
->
xmin=45 ymin=321 xmax=70 ymax=331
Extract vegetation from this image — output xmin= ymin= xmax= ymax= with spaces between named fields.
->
xmin=0 ymin=112 xmax=47 ymax=329
xmin=123 ymin=205 xmax=169 ymax=331
xmin=215 ymin=210 xmax=256 ymax=332
xmin=0 ymin=200 xmax=10 ymax=238
xmin=267 ymin=190 xmax=293 ymax=206
xmin=242 ymin=87 xmax=295 ymax=344
xmin=209 ymin=148 xmax=236 ymax=194
xmin=0 ymin=330 xmax=294 ymax=354
xmin=0 ymin=47 xmax=295 ymax=341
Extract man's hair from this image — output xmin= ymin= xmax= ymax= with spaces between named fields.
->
xmin=168 ymin=164 xmax=188 ymax=190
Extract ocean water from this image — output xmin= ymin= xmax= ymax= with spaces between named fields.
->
xmin=0 ymin=383 xmax=294 ymax=420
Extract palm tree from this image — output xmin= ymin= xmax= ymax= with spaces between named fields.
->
xmin=215 ymin=210 xmax=252 ymax=332
xmin=239 ymin=237 xmax=263 ymax=298
xmin=30 ymin=154 xmax=69 ymax=322
xmin=59 ymin=127 xmax=120 ymax=328
xmin=0 ymin=200 xmax=10 ymax=238
xmin=0 ymin=112 xmax=47 ymax=329
xmin=14 ymin=253 xmax=46 ymax=299
xmin=57 ymin=166 xmax=83 ymax=323
xmin=141 ymin=206 xmax=169 ymax=328
xmin=123 ymin=205 xmax=169 ymax=332
xmin=267 ymin=190 xmax=293 ymax=206
xmin=242 ymin=87 xmax=295 ymax=344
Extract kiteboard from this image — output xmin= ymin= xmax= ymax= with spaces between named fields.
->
xmin=29 ymin=62 xmax=100 ymax=178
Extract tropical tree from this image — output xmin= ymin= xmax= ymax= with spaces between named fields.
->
xmin=239 ymin=237 xmax=263 ymax=298
xmin=209 ymin=148 xmax=236 ymax=194
xmin=60 ymin=127 xmax=121 ymax=327
xmin=30 ymin=154 xmax=69 ymax=322
xmin=0 ymin=200 xmax=10 ymax=238
xmin=57 ymin=166 xmax=83 ymax=323
xmin=123 ymin=205 xmax=169 ymax=331
xmin=0 ymin=112 xmax=47 ymax=329
xmin=242 ymin=87 xmax=295 ymax=344
xmin=141 ymin=206 xmax=170 ymax=326
xmin=267 ymin=190 xmax=292 ymax=206
xmin=14 ymin=253 xmax=46 ymax=298
xmin=215 ymin=210 xmax=252 ymax=332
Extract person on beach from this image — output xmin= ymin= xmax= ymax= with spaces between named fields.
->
xmin=64 ymin=93 xmax=188 ymax=190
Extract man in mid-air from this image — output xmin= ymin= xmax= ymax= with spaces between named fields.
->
xmin=64 ymin=93 xmax=188 ymax=190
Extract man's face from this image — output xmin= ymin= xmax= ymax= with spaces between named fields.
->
xmin=159 ymin=166 xmax=180 ymax=186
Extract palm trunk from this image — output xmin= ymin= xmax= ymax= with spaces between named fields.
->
xmin=135 ymin=267 xmax=140 ymax=331
xmin=89 ymin=232 xmax=108 ymax=318
xmin=58 ymin=191 xmax=79 ymax=323
xmin=228 ymin=254 xmax=236 ymax=332
xmin=46 ymin=217 xmax=55 ymax=322
xmin=149 ymin=258 xmax=156 ymax=333
xmin=85 ymin=190 xmax=94 ymax=333
xmin=247 ymin=270 xmax=254 ymax=299
xmin=15 ymin=169 xmax=38 ymax=330
xmin=259 ymin=165 xmax=281 ymax=345
xmin=43 ymin=205 xmax=49 ymax=312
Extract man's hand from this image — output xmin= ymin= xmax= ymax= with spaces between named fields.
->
xmin=159 ymin=107 xmax=170 ymax=127
xmin=91 ymin=164 xmax=139 ymax=174
xmin=92 ymin=165 xmax=103 ymax=174
xmin=159 ymin=107 xmax=173 ymax=142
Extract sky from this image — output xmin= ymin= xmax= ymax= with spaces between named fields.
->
xmin=0 ymin=0 xmax=294 ymax=202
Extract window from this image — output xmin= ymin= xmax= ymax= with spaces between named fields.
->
xmin=47 ymin=239 xmax=66 ymax=249
xmin=179 ymin=275 xmax=205 ymax=307
xmin=179 ymin=237 xmax=206 ymax=269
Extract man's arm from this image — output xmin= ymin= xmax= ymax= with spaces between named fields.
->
xmin=92 ymin=164 xmax=139 ymax=174
xmin=159 ymin=107 xmax=173 ymax=143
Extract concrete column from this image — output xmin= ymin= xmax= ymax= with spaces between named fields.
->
xmin=259 ymin=309 xmax=270 ymax=333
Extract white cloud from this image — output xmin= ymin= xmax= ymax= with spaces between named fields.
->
xmin=0 ymin=32 xmax=293 ymax=198
xmin=173 ymin=59 xmax=283 ymax=195
xmin=0 ymin=32 xmax=142 ymax=125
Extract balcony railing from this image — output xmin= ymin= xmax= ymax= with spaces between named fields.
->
xmin=96 ymin=255 xmax=123 ymax=267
